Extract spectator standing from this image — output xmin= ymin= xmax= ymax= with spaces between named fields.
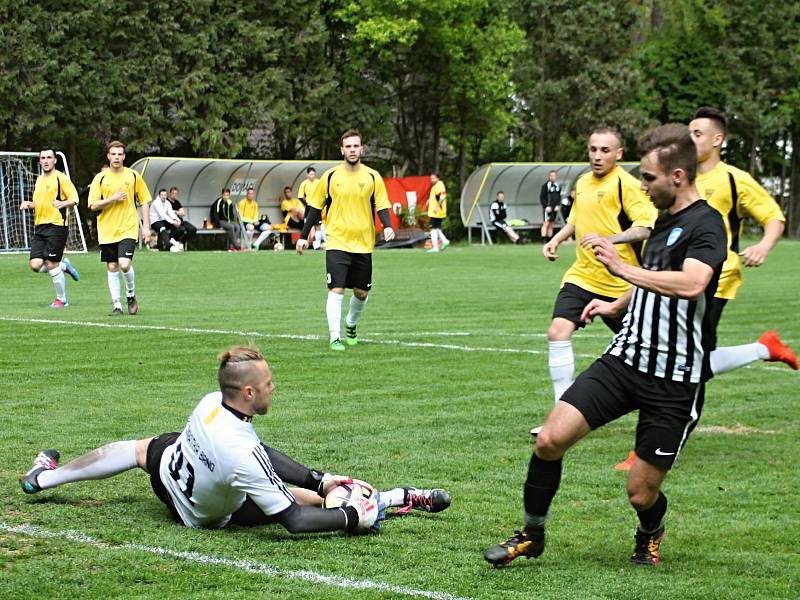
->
xmin=426 ymin=173 xmax=449 ymax=252
xmin=539 ymin=170 xmax=561 ymax=243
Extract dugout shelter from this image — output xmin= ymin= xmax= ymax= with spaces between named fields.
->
xmin=460 ymin=162 xmax=639 ymax=244
xmin=130 ymin=157 xmax=341 ymax=228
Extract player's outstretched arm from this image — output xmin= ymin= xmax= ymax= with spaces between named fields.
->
xmin=273 ymin=497 xmax=377 ymax=534
xmin=739 ymin=219 xmax=784 ymax=267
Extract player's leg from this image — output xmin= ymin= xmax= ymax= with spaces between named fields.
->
xmin=20 ymin=437 xmax=152 ymax=494
xmin=712 ymin=334 xmax=798 ymax=373
xmin=627 ymin=458 xmax=668 ymax=566
xmin=117 ymin=239 xmax=138 ymax=314
xmin=101 ymin=243 xmax=123 ymax=315
xmin=382 ymin=487 xmax=452 ymax=514
xmin=429 ymin=227 xmax=440 ymax=252
xmin=29 ymin=230 xmax=48 ymax=274
xmin=344 ymin=254 xmax=372 ymax=346
xmin=326 ymin=251 xmax=349 ymax=350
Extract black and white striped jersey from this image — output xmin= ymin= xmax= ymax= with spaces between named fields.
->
xmin=606 ymin=200 xmax=727 ymax=383
xmin=489 ymin=201 xmax=507 ymax=225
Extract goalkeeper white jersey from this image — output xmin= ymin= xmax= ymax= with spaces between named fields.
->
xmin=159 ymin=392 xmax=295 ymax=528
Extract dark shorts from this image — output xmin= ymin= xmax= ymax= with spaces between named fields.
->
xmin=553 ymin=282 xmax=624 ymax=333
xmin=542 ymin=205 xmax=558 ymax=222
xmin=30 ymin=224 xmax=69 ymax=262
xmin=561 ymin=355 xmax=705 ymax=470
xmin=429 ymin=217 xmax=443 ymax=229
xmin=492 ymin=220 xmax=509 ymax=231
xmin=100 ymin=238 xmax=137 ymax=263
xmin=326 ymin=249 xmax=372 ymax=290
xmin=146 ymin=432 xmax=183 ymax=524
xmin=287 ymin=218 xmax=303 ymax=230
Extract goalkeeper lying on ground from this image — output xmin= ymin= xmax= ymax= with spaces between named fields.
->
xmin=20 ymin=345 xmax=450 ymax=535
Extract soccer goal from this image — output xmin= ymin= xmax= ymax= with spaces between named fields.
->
xmin=0 ymin=151 xmax=88 ymax=253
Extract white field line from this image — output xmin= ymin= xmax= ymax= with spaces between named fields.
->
xmin=0 ymin=522 xmax=474 ymax=600
xmin=1 ymin=316 xmax=794 ymax=370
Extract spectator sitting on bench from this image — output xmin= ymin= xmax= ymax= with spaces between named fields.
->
xmin=168 ymin=186 xmax=196 ymax=246
xmin=238 ymin=187 xmax=261 ymax=248
xmin=210 ymin=188 xmax=241 ymax=251
xmin=150 ymin=188 xmax=185 ymax=251
xmin=490 ymin=191 xmax=523 ymax=244
xmin=280 ymin=186 xmax=305 ymax=231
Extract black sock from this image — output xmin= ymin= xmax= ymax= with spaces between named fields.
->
xmin=523 ymin=453 xmax=562 ymax=525
xmin=636 ymin=491 xmax=667 ymax=532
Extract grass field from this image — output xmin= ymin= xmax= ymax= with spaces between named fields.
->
xmin=1 ymin=240 xmax=798 ymax=599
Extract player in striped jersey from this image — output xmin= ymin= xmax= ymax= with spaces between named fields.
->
xmin=20 ymin=346 xmax=450 ymax=534
xmin=21 ymin=147 xmax=81 ymax=307
xmin=485 ymin=124 xmax=726 ymax=568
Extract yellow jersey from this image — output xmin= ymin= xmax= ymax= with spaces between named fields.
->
xmin=32 ymin=170 xmax=78 ymax=227
xmin=564 ymin=166 xmax=657 ymax=297
xmin=237 ymin=198 xmax=259 ymax=223
xmin=298 ymin=178 xmax=319 ymax=203
xmin=309 ymin=163 xmax=390 ymax=254
xmin=88 ymin=167 xmax=151 ymax=245
xmin=428 ymin=180 xmax=447 ymax=218
xmin=695 ymin=161 xmax=786 ymax=300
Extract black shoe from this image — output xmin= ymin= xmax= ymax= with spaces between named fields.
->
xmin=20 ymin=449 xmax=60 ymax=494
xmin=484 ymin=527 xmax=545 ymax=567
xmin=127 ymin=295 xmax=138 ymax=315
xmin=109 ymin=306 xmax=123 ymax=316
xmin=630 ymin=526 xmax=665 ymax=566
xmin=395 ymin=488 xmax=451 ymax=514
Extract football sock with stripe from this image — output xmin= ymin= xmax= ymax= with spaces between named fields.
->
xmin=122 ymin=267 xmax=136 ymax=297
xmin=636 ymin=491 xmax=667 ymax=533
xmin=49 ymin=266 xmax=66 ymax=302
xmin=523 ymin=453 xmax=562 ymax=526
xmin=346 ymin=295 xmax=367 ymax=328
xmin=36 ymin=440 xmax=138 ymax=489
xmin=548 ymin=340 xmax=574 ymax=403
xmin=107 ymin=271 xmax=121 ymax=305
xmin=326 ymin=291 xmax=344 ymax=342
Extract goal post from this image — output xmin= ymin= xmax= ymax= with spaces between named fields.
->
xmin=0 ymin=151 xmax=88 ymax=254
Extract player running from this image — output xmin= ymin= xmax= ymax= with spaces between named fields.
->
xmin=20 ymin=346 xmax=450 ymax=534
xmin=20 ymin=147 xmax=81 ymax=307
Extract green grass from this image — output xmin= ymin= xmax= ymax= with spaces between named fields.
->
xmin=1 ymin=241 xmax=798 ymax=599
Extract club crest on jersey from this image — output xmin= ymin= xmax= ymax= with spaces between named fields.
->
xmin=667 ymin=227 xmax=683 ymax=246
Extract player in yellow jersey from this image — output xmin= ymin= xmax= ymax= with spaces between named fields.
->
xmin=426 ymin=173 xmax=449 ymax=252
xmin=299 ymin=167 xmax=327 ymax=249
xmin=88 ymin=141 xmax=151 ymax=316
xmin=534 ymin=127 xmax=657 ymax=436
xmin=20 ymin=147 xmax=81 ymax=308
xmin=296 ymin=129 xmax=395 ymax=351
xmin=237 ymin=187 xmax=260 ymax=248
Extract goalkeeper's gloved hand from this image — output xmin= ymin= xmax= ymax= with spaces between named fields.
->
xmin=345 ymin=494 xmax=379 ymax=534
xmin=317 ymin=473 xmax=352 ymax=497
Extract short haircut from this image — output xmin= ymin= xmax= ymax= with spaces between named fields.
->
xmin=39 ymin=147 xmax=56 ymax=157
xmin=548 ymin=169 xmax=557 ymax=175
xmin=306 ymin=167 xmax=316 ymax=174
xmin=246 ymin=186 xmax=254 ymax=192
xmin=107 ymin=140 xmax=125 ymax=152
xmin=158 ymin=188 xmax=167 ymax=194
xmin=497 ymin=190 xmax=504 ymax=195
xmin=638 ymin=123 xmax=698 ymax=183
xmin=283 ymin=186 xmax=292 ymax=192
xmin=222 ymin=187 xmax=231 ymax=194
xmin=169 ymin=186 xmax=179 ymax=193
xmin=217 ymin=346 xmax=266 ymax=399
xmin=340 ymin=129 xmax=362 ymax=145
xmin=590 ymin=125 xmax=623 ymax=146
xmin=693 ymin=106 xmax=728 ymax=136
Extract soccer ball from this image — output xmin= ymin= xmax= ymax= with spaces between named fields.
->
xmin=323 ymin=482 xmax=367 ymax=509
xmin=273 ymin=242 xmax=284 ymax=252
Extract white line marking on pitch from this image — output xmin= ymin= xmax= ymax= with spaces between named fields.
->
xmin=1 ymin=317 xmax=795 ymax=370
xmin=0 ymin=522 xmax=474 ymax=600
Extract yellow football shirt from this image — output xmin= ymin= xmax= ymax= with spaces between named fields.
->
xmin=563 ymin=166 xmax=657 ymax=297
xmin=32 ymin=170 xmax=78 ymax=227
xmin=695 ymin=161 xmax=785 ymax=300
xmin=428 ymin=180 xmax=447 ymax=218
xmin=237 ymin=198 xmax=259 ymax=223
xmin=298 ymin=178 xmax=319 ymax=202
xmin=309 ymin=163 xmax=390 ymax=254
xmin=88 ymin=167 xmax=151 ymax=245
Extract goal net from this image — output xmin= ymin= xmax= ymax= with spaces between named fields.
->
xmin=0 ymin=151 xmax=88 ymax=253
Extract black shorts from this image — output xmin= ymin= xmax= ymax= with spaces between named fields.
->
xmin=429 ymin=217 xmax=443 ymax=229
xmin=146 ymin=432 xmax=183 ymax=524
xmin=30 ymin=224 xmax=69 ymax=263
xmin=706 ymin=297 xmax=728 ymax=351
xmin=553 ymin=282 xmax=624 ymax=333
xmin=287 ymin=218 xmax=303 ymax=230
xmin=326 ymin=249 xmax=372 ymax=291
xmin=492 ymin=220 xmax=508 ymax=231
xmin=542 ymin=205 xmax=558 ymax=222
xmin=100 ymin=238 xmax=137 ymax=263
xmin=561 ymin=355 xmax=705 ymax=470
